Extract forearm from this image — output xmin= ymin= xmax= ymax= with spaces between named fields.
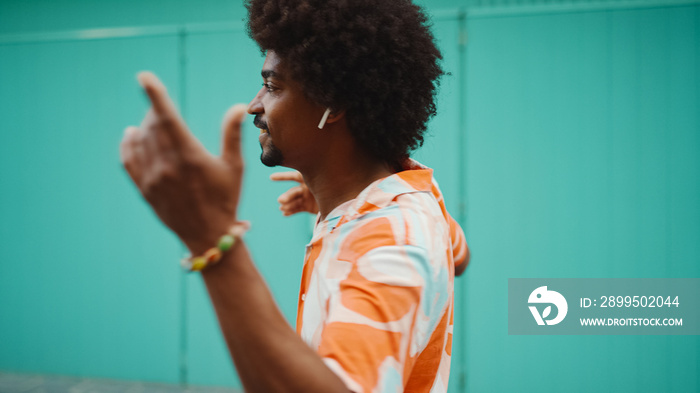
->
xmin=200 ymin=242 xmax=350 ymax=393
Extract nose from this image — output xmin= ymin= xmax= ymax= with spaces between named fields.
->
xmin=247 ymin=87 xmax=265 ymax=115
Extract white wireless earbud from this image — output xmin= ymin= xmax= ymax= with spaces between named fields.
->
xmin=317 ymin=108 xmax=332 ymax=129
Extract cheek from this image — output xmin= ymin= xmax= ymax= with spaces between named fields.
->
xmin=262 ymin=94 xmax=319 ymax=145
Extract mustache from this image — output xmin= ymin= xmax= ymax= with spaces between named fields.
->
xmin=253 ymin=115 xmax=268 ymax=130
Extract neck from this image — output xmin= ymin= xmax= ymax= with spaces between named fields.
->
xmin=286 ymin=116 xmax=398 ymax=221
xmin=302 ymin=152 xmax=394 ymax=221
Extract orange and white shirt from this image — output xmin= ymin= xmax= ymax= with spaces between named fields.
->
xmin=296 ymin=160 xmax=468 ymax=393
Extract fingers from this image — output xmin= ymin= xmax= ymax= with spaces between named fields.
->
xmin=272 ymin=173 xmax=318 ymax=216
xmin=278 ymin=185 xmax=305 ymax=204
xmin=221 ymin=103 xmax=248 ymax=167
xmin=120 ymin=126 xmax=145 ymax=184
xmin=137 ymin=71 xmax=190 ymax=146
xmin=140 ymin=109 xmax=174 ymax=153
xmin=270 ymin=171 xmax=304 ymax=183
xmin=277 ymin=186 xmax=310 ymax=216
xmin=281 ymin=200 xmax=304 ymax=216
xmin=279 ymin=192 xmax=306 ymax=216
xmin=137 ymin=71 xmax=178 ymax=117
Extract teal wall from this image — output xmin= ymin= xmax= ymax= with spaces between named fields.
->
xmin=0 ymin=1 xmax=698 ymax=392
xmin=463 ymin=4 xmax=699 ymax=392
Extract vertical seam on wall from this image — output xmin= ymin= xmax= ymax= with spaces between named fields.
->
xmin=177 ymin=26 xmax=189 ymax=387
xmin=457 ymin=9 xmax=468 ymax=393
xmin=605 ymin=10 xmax=614 ymax=276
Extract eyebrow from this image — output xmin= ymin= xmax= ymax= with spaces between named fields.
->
xmin=261 ymin=70 xmax=280 ymax=79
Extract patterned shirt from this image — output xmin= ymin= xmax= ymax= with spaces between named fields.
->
xmin=296 ymin=160 xmax=468 ymax=393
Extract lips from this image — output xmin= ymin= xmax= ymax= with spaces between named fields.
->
xmin=254 ymin=116 xmax=270 ymax=144
xmin=253 ymin=115 xmax=268 ymax=131
xmin=259 ymin=128 xmax=269 ymax=144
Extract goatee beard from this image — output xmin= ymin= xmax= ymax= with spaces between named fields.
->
xmin=260 ymin=143 xmax=284 ymax=167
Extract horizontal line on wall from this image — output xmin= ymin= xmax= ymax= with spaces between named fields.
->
xmin=0 ymin=22 xmax=246 ymax=45
xmin=468 ymin=0 xmax=700 ymax=18
xmin=0 ymin=1 xmax=697 ymax=45
xmin=182 ymin=21 xmax=247 ymax=35
xmin=0 ymin=25 xmax=176 ymax=45
xmin=430 ymin=8 xmax=467 ymax=21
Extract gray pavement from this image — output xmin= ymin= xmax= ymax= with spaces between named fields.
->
xmin=0 ymin=373 xmax=242 ymax=393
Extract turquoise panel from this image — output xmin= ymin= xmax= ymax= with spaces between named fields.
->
xmin=182 ymin=29 xmax=312 ymax=389
xmin=415 ymin=17 xmax=463 ymax=216
xmin=0 ymin=0 xmax=247 ymax=35
xmin=464 ymin=5 xmax=699 ymax=393
xmin=0 ymin=36 xmax=182 ymax=382
xmin=412 ymin=17 xmax=468 ymax=393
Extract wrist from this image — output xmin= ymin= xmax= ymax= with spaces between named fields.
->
xmin=181 ymin=218 xmax=237 ymax=256
xmin=181 ymin=221 xmax=250 ymax=272
xmin=185 ymin=239 xmax=219 ymax=258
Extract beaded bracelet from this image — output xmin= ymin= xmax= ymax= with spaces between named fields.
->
xmin=180 ymin=221 xmax=250 ymax=272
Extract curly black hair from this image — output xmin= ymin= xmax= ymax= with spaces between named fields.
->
xmin=245 ymin=0 xmax=444 ymax=167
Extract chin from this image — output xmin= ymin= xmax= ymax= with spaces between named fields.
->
xmin=260 ymin=155 xmax=279 ymax=167
xmin=260 ymin=145 xmax=284 ymax=167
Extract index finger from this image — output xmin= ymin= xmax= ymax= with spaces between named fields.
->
xmin=270 ymin=171 xmax=304 ymax=183
xmin=137 ymin=71 xmax=193 ymax=144
xmin=138 ymin=71 xmax=179 ymax=119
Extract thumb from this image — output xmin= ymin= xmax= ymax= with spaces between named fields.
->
xmin=221 ymin=103 xmax=248 ymax=166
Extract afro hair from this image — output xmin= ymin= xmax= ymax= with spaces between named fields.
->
xmin=246 ymin=0 xmax=444 ymax=167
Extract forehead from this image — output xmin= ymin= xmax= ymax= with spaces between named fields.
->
xmin=261 ymin=51 xmax=284 ymax=78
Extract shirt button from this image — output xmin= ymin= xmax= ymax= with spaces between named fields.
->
xmin=301 ymin=294 xmax=306 ymax=301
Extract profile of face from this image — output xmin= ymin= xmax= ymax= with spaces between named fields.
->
xmin=247 ymin=51 xmax=330 ymax=169
xmin=258 ymin=126 xmax=284 ymax=167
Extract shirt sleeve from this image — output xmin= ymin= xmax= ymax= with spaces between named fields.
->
xmin=315 ymin=213 xmax=440 ymax=393
xmin=448 ymin=215 xmax=470 ymax=269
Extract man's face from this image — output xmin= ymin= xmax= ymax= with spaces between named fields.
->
xmin=247 ymin=51 xmax=326 ymax=169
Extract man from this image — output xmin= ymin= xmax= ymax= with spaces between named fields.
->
xmin=120 ymin=1 xmax=469 ymax=392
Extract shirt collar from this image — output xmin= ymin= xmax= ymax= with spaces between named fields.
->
xmin=331 ymin=159 xmax=434 ymax=229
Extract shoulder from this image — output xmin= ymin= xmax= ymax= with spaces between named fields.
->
xmin=335 ymin=191 xmax=448 ymax=261
xmin=393 ymin=191 xmax=451 ymax=251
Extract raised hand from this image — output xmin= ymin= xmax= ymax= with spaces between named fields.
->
xmin=270 ymin=171 xmax=318 ymax=216
xmin=120 ymin=71 xmax=248 ymax=255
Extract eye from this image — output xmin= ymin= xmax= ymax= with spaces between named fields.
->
xmin=262 ymin=82 xmax=276 ymax=93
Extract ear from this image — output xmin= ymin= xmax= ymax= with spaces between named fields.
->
xmin=318 ymin=107 xmax=346 ymax=129
xmin=322 ymin=108 xmax=346 ymax=127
